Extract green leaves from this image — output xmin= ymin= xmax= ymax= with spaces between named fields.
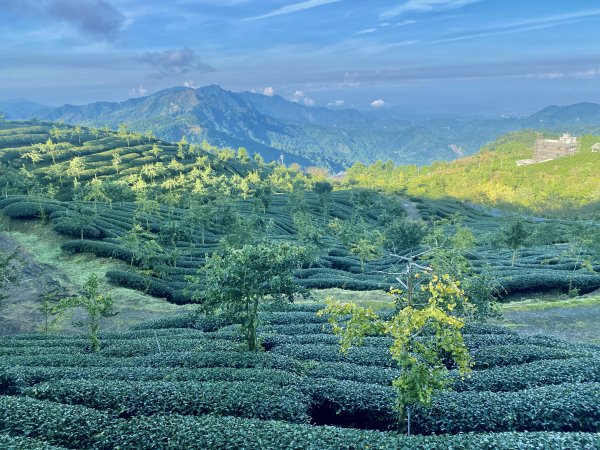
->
xmin=53 ymin=274 xmax=117 ymax=352
xmin=203 ymin=241 xmax=311 ymax=350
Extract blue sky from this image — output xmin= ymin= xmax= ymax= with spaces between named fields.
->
xmin=2 ymin=0 xmax=600 ymax=116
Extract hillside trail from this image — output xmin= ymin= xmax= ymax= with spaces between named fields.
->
xmin=399 ymin=197 xmax=422 ymax=221
xmin=0 ymin=233 xmax=76 ymax=334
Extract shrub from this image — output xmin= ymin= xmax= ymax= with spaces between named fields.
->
xmin=0 ymin=433 xmax=67 ymax=450
xmin=270 ymin=343 xmax=394 ymax=367
xmin=94 ymin=415 xmax=600 ymax=449
xmin=130 ymin=314 xmax=227 ymax=331
xmin=456 ymin=357 xmax=600 ymax=392
xmin=2 ymin=201 xmax=63 ymax=219
xmin=27 ymin=380 xmax=311 ymax=423
xmin=0 ymin=395 xmax=115 ymax=448
xmin=411 ymin=382 xmax=600 ymax=434
xmin=105 ymin=270 xmax=188 ymax=304
xmin=308 ymin=378 xmax=397 ymax=430
xmin=470 ymin=344 xmax=584 ymax=369
xmin=304 ymin=361 xmax=398 ymax=385
xmin=0 ymin=365 xmax=301 ymax=393
xmin=61 ymin=240 xmax=134 ymax=262
xmin=52 ymin=220 xmax=100 ymax=239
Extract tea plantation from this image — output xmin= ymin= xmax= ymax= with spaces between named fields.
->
xmin=0 ymin=121 xmax=599 ymax=448
xmin=0 ymin=303 xmax=598 ymax=449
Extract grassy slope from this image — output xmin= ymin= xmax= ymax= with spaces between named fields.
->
xmin=498 ymin=292 xmax=600 ymax=343
xmin=0 ymin=217 xmax=193 ymax=334
xmin=406 ymin=131 xmax=600 ymax=214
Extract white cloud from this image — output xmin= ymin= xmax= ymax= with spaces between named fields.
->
xmin=328 ymin=99 xmax=345 ymax=107
xmin=370 ymin=98 xmax=385 ymax=108
xmin=291 ymin=90 xmax=315 ymax=106
xmin=261 ymin=86 xmax=275 ymax=96
xmin=358 ymin=28 xmax=377 ymax=34
xmin=381 ymin=0 xmax=479 ymax=20
xmin=183 ymin=80 xmax=198 ymax=88
xmin=573 ymin=67 xmax=600 ymax=79
xmin=246 ymin=0 xmax=342 ymax=21
xmin=128 ymin=84 xmax=147 ymax=97
xmin=521 ymin=67 xmax=600 ymax=80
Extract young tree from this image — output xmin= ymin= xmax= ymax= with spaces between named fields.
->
xmin=498 ymin=218 xmax=530 ymax=266
xmin=38 ymin=288 xmax=59 ymax=335
xmin=202 ymin=242 xmax=310 ymax=351
xmin=118 ymin=123 xmax=131 ymax=147
xmin=177 ymin=136 xmax=188 ymax=159
xmin=67 ymin=156 xmax=86 ymax=184
xmin=313 ymin=181 xmax=333 ymax=221
xmin=319 ymin=267 xmax=472 ymax=434
xmin=112 ymin=153 xmax=122 ymax=174
xmin=53 ymin=274 xmax=117 ymax=352
xmin=330 ymin=218 xmax=384 ymax=272
xmin=384 ymin=218 xmax=427 ymax=252
xmin=71 ymin=126 xmax=83 ymax=144
xmin=150 ymin=143 xmax=163 ymax=160
xmin=0 ymin=249 xmax=21 ymax=308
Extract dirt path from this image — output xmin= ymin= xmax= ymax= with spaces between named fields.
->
xmin=400 ymin=197 xmax=422 ymax=221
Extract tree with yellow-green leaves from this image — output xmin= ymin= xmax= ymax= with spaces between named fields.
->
xmin=319 ymin=249 xmax=473 ymax=435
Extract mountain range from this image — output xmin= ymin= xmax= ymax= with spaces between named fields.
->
xmin=2 ymin=86 xmax=600 ymax=169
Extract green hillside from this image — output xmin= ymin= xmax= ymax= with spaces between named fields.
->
xmin=0 ymin=120 xmax=598 ymax=302
xmin=1 ymin=120 xmax=600 ymax=448
xmin=346 ymin=130 xmax=600 ymax=216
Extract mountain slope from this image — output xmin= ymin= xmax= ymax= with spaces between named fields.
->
xmin=29 ymin=87 xmax=600 ymax=170
xmin=33 ymin=85 xmax=517 ymax=169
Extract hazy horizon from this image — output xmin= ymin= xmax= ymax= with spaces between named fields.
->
xmin=2 ymin=0 xmax=600 ymax=116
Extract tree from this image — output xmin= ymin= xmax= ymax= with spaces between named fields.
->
xmin=67 ymin=156 xmax=86 ymax=184
xmin=67 ymin=188 xmax=96 ymax=240
xmin=177 ymin=136 xmax=188 ymax=159
xmin=112 ymin=153 xmax=122 ymax=174
xmin=38 ymin=288 xmax=59 ymax=335
xmin=84 ymin=177 xmax=110 ymax=208
xmin=71 ymin=126 xmax=83 ymax=144
xmin=184 ymin=198 xmax=217 ymax=245
xmin=384 ymin=218 xmax=426 ymax=252
xmin=319 ymin=268 xmax=472 ymax=434
xmin=118 ymin=123 xmax=131 ymax=147
xmin=150 ymin=143 xmax=162 ymax=160
xmin=50 ymin=126 xmax=64 ymax=142
xmin=21 ymin=146 xmax=43 ymax=167
xmin=498 ymin=218 xmax=530 ymax=266
xmin=53 ymin=274 xmax=117 ymax=352
xmin=313 ymin=181 xmax=333 ymax=221
xmin=202 ymin=242 xmax=310 ymax=351
xmin=293 ymin=211 xmax=323 ymax=246
xmin=0 ymin=111 xmax=5 ymax=122
xmin=0 ymin=249 xmax=21 ymax=308
xmin=237 ymin=147 xmax=250 ymax=164
xmin=329 ymin=218 xmax=384 ymax=272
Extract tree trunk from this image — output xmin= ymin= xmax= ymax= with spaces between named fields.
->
xmin=246 ymin=297 xmax=260 ymax=351
xmin=90 ymin=322 xmax=100 ymax=352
